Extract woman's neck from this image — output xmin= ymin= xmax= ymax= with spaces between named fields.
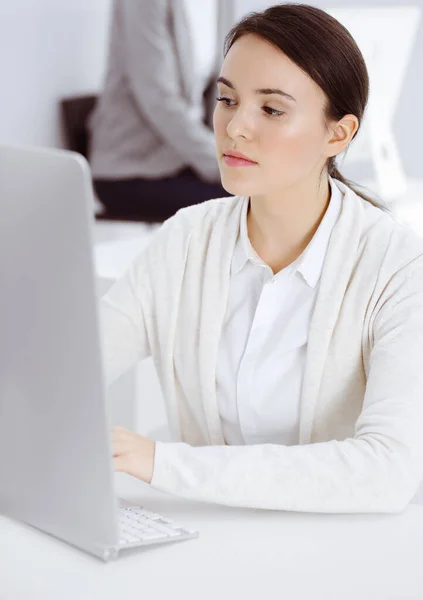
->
xmin=247 ymin=176 xmax=331 ymax=274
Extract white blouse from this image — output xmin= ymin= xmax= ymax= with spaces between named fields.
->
xmin=216 ymin=176 xmax=343 ymax=446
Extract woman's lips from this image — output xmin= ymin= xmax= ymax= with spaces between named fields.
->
xmin=223 ymin=154 xmax=258 ymax=167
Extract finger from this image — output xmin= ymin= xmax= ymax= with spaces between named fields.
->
xmin=110 ymin=425 xmax=128 ymax=437
xmin=111 ymin=440 xmax=128 ymax=457
xmin=110 ymin=428 xmax=128 ymax=442
xmin=113 ymin=455 xmax=127 ymax=473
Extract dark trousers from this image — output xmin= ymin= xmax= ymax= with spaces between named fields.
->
xmin=93 ymin=168 xmax=228 ymax=223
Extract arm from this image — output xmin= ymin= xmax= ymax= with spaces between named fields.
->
xmin=120 ymin=0 xmax=220 ymax=182
xmin=99 ymin=257 xmax=152 ymax=389
xmin=98 ymin=202 xmax=209 ymax=390
xmin=150 ymin=258 xmax=423 ymax=513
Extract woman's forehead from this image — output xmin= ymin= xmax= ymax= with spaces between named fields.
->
xmin=221 ymin=36 xmax=322 ymax=104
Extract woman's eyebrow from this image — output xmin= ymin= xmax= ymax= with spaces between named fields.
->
xmin=216 ymin=76 xmax=297 ymax=103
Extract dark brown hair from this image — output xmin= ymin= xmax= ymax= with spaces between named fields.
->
xmin=224 ymin=3 xmax=390 ymax=213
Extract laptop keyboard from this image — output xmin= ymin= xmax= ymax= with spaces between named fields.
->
xmin=118 ymin=506 xmax=199 ymax=547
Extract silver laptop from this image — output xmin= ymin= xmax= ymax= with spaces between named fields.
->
xmin=0 ymin=144 xmax=199 ymax=561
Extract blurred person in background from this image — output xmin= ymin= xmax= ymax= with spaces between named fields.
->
xmin=88 ymin=0 xmax=234 ymax=222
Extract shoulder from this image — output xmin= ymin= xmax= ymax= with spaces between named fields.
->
xmin=155 ymin=195 xmax=242 ymax=240
xmin=364 ymin=203 xmax=423 ymax=275
xmin=140 ymin=195 xmax=243 ymax=270
xmin=338 ymin=181 xmax=423 ymax=276
xmin=332 ymin=183 xmax=423 ymax=335
xmin=171 ymin=195 xmax=242 ymax=228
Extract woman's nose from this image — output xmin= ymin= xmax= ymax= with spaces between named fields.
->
xmin=226 ymin=109 xmax=254 ymax=141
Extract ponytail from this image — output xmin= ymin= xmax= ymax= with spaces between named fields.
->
xmin=327 ymin=157 xmax=392 ymax=214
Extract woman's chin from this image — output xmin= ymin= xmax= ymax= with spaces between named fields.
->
xmin=220 ymin=175 xmax=258 ymax=197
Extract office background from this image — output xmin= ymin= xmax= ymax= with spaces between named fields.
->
xmin=2 ymin=3 xmax=423 ymax=585
xmin=0 ymin=0 xmax=422 ymax=180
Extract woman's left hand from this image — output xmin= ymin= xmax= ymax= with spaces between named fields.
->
xmin=110 ymin=426 xmax=156 ymax=484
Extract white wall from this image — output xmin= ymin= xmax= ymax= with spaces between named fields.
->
xmin=2 ymin=0 xmax=421 ymax=179
xmin=0 ymin=0 xmax=111 ymax=148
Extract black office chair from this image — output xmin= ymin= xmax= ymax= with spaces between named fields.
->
xmin=60 ymin=94 xmax=97 ymax=159
xmin=60 ymin=95 xmax=150 ymax=222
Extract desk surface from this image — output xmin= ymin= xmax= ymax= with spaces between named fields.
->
xmin=2 ymin=473 xmax=423 ymax=600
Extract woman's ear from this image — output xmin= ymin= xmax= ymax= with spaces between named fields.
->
xmin=327 ymin=114 xmax=359 ymax=157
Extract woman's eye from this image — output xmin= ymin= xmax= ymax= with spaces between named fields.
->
xmin=216 ymin=96 xmax=235 ymax=107
xmin=263 ymin=107 xmax=284 ymax=117
xmin=216 ymin=97 xmax=284 ymax=117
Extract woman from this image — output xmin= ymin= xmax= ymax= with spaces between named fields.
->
xmin=104 ymin=4 xmax=423 ymax=513
xmin=88 ymin=0 xmax=233 ymax=221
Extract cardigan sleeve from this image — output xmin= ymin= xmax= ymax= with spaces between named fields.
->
xmin=149 ymin=257 xmax=423 ymax=513
xmin=99 ymin=204 xmax=214 ymax=389
xmin=98 ymin=252 xmax=153 ymax=389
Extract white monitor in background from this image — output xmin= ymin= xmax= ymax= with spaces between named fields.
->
xmin=325 ymin=6 xmax=421 ymax=200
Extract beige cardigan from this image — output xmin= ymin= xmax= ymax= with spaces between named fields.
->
xmin=100 ymin=179 xmax=423 ymax=513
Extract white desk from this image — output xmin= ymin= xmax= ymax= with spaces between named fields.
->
xmin=3 ymin=207 xmax=423 ymax=598
xmin=1 ymin=473 xmax=423 ymax=600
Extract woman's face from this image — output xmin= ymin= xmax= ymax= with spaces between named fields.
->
xmin=213 ymin=33 xmax=333 ymax=197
